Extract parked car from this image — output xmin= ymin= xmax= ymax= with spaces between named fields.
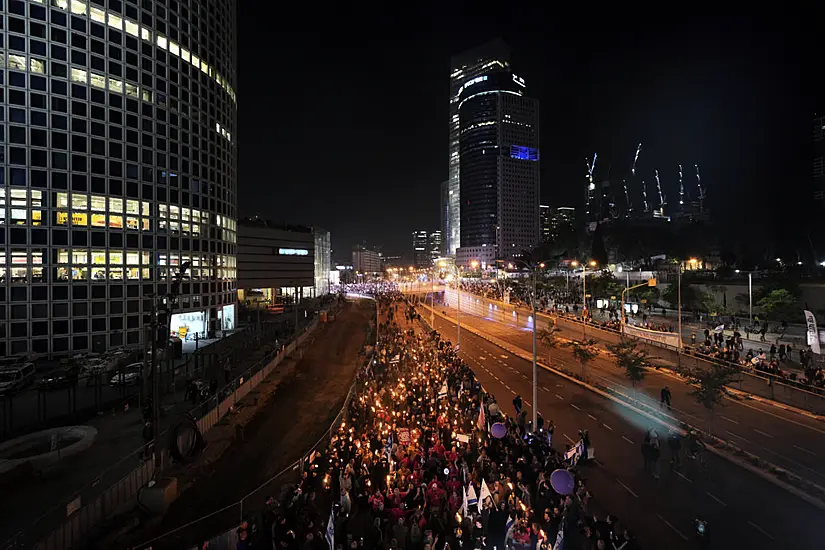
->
xmin=36 ymin=368 xmax=79 ymax=391
xmin=0 ymin=363 xmax=37 ymax=394
xmin=110 ymin=363 xmax=144 ymax=386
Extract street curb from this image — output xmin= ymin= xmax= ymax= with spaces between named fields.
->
xmin=420 ymin=302 xmax=825 ymax=512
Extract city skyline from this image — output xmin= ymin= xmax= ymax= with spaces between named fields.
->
xmin=237 ymin=12 xmax=815 ymax=262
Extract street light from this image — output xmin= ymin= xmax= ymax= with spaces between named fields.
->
xmin=735 ymin=269 xmax=754 ymax=323
xmin=571 ymin=260 xmax=597 ymax=339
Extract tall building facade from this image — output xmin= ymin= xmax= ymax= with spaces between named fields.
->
xmin=455 ymin=64 xmax=540 ymax=266
xmin=412 ymin=230 xmax=429 ymax=268
xmin=549 ymin=207 xmax=575 ymax=241
xmin=814 ymin=114 xmax=825 ymax=202
xmin=439 ymin=179 xmax=448 ymax=256
xmin=0 ymin=0 xmax=238 ymax=355
xmin=447 ymin=39 xmax=510 ymax=256
xmin=352 ymin=246 xmax=380 ymax=274
xmin=428 ymin=230 xmax=441 ymax=263
xmin=539 ymin=204 xmax=551 ymax=243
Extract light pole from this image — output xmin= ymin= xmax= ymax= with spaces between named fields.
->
xmin=508 ymin=259 xmax=547 ymax=431
xmin=571 ymin=260 xmax=597 ymax=339
xmin=735 ymin=269 xmax=754 ymax=325
xmin=677 ymin=265 xmax=682 ymax=348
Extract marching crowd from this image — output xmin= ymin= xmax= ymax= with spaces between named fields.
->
xmin=234 ymin=291 xmax=638 ymax=549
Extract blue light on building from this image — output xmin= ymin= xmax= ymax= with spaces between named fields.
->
xmin=510 ymin=145 xmax=539 ymax=161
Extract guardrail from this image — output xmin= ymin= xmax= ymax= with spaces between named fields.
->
xmin=441 ymin=288 xmax=825 ymax=415
xmin=1 ymin=319 xmax=320 ymax=550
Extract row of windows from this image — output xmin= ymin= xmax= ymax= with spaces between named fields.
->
xmin=0 ymin=265 xmax=238 ymax=282
xmin=28 ymin=0 xmax=237 ymax=103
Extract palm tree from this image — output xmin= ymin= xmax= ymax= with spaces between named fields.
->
xmin=689 ymin=364 xmax=738 ymax=436
xmin=564 ymin=339 xmax=598 ymax=381
xmin=537 ymin=319 xmax=562 ymax=366
xmin=608 ymin=338 xmax=649 ymax=399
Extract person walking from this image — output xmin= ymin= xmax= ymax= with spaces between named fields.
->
xmin=649 ymin=430 xmax=661 ymax=479
xmin=660 ymin=386 xmax=672 ymax=411
xmin=667 ymin=430 xmax=681 ymax=470
xmin=512 ymin=394 xmax=523 ymax=415
xmin=641 ymin=431 xmax=652 ymax=474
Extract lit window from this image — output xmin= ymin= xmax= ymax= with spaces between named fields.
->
xmin=91 ymin=214 xmax=107 ymax=227
xmin=53 ymin=0 xmax=69 ymax=8
xmin=57 ymin=193 xmax=70 ymax=209
xmin=169 ymin=42 xmax=180 ymax=56
xmin=182 ymin=208 xmax=191 ymax=222
xmin=91 ymin=251 xmax=106 ymax=265
xmin=201 ymin=62 xmax=209 ymax=75
xmin=169 ymin=205 xmax=180 ymax=219
xmin=126 ymin=217 xmax=139 ymax=230
xmin=90 ymin=195 xmax=106 ymax=212
xmin=156 ymin=35 xmax=168 ymax=50
xmin=91 ymin=267 xmax=107 ymax=280
xmin=191 ymin=55 xmax=200 ymax=69
xmin=180 ymin=48 xmax=191 ymax=63
xmin=125 ymin=20 xmax=139 ymax=37
xmin=70 ymin=0 xmax=86 ymax=15
xmin=10 ymin=189 xmax=27 ymax=206
xmin=126 ymin=83 xmax=139 ymax=98
xmin=32 ymin=252 xmax=43 ymax=265
xmin=109 ymin=251 xmax=124 ymax=265
xmin=141 ymin=201 xmax=151 ymax=216
xmin=8 ymin=55 xmax=27 ymax=71
xmin=72 ymin=250 xmax=88 ymax=264
xmin=73 ymin=267 xmax=88 ymax=280
xmin=108 ymin=14 xmax=123 ymax=30
xmin=109 ymin=216 xmax=123 ymax=229
xmin=30 ymin=59 xmax=45 ymax=74
xmin=141 ymin=27 xmax=151 ymax=41
xmin=58 ymin=250 xmax=70 ymax=264
xmin=32 ymin=191 xmax=43 ymax=207
xmin=141 ymin=219 xmax=150 ymax=231
xmin=192 ymin=224 xmax=200 ymax=235
xmin=126 ymin=200 xmax=140 ymax=215
xmin=11 ymin=209 xmax=27 ymax=225
xmin=90 ymin=73 xmax=106 ymax=89
xmin=71 ymin=68 xmax=88 ymax=83
xmin=90 ymin=6 xmax=105 ymax=23
xmin=159 ymin=204 xmax=168 ymax=219
xmin=141 ymin=89 xmax=153 ymax=102
xmin=109 ymin=78 xmax=123 ymax=94
xmin=109 ymin=198 xmax=123 ymax=213
xmin=127 ymin=252 xmax=140 ymax=265
xmin=141 ymin=252 xmax=151 ymax=265
xmin=32 ymin=211 xmax=43 ymax=226
xmin=72 ymin=194 xmax=88 ymax=210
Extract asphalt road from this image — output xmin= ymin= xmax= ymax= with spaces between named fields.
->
xmin=424 ymin=292 xmax=825 ymax=488
xmin=423 ymin=307 xmax=823 ymax=550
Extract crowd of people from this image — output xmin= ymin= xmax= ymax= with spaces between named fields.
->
xmin=232 ymin=291 xmax=639 ymax=549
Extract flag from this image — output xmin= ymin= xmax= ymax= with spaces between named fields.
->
xmin=462 ymin=486 xmax=469 ymax=517
xmin=477 ymin=403 xmax=486 ymax=432
xmin=553 ymin=519 xmax=565 ymax=550
xmin=805 ymin=310 xmax=821 ymax=354
xmin=466 ymin=484 xmax=478 ymax=507
xmin=390 ymin=354 xmax=400 ymax=364
xmin=384 ymin=433 xmax=393 ymax=471
xmin=505 ymin=515 xmax=516 ymax=541
xmin=479 ymin=479 xmax=492 ymax=513
xmin=326 ymin=507 xmax=335 ymax=549
xmin=438 ymin=381 xmax=448 ymax=399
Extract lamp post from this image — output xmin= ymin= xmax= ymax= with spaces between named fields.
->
xmin=571 ymin=260 xmax=597 ymax=339
xmin=735 ymin=269 xmax=754 ymax=325
xmin=507 ymin=259 xmax=547 ymax=431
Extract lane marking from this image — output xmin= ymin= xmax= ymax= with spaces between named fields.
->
xmin=720 ymin=415 xmax=739 ymax=425
xmin=657 ymin=514 xmax=688 ymax=541
xmin=541 ymin=386 xmax=550 ymax=392
xmin=725 ymin=430 xmax=752 ymax=444
xmin=570 ymin=404 xmax=581 ymax=411
xmin=555 ymin=394 xmax=564 ymax=400
xmin=588 ymin=414 xmax=598 ymax=421
xmin=594 ymin=459 xmax=604 ymax=467
xmin=676 ymin=471 xmax=692 ymax=483
xmin=622 ymin=436 xmax=634 ymax=445
xmin=752 ymin=429 xmax=774 ymax=439
xmin=793 ymin=444 xmax=817 ymax=456
xmin=504 ymin=384 xmax=511 ymax=390
xmin=563 ymin=433 xmax=575 ymax=444
xmin=602 ymin=423 xmax=613 ymax=431
xmin=705 ymin=492 xmax=727 ymax=506
xmin=747 ymin=521 xmax=775 ymax=540
xmin=617 ymin=479 xmax=638 ymax=498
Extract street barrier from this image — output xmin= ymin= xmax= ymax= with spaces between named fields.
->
xmin=2 ymin=319 xmax=320 ymax=550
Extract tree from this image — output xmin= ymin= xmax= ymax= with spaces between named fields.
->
xmin=608 ymin=338 xmax=649 ymax=398
xmin=689 ymin=365 xmax=738 ymax=436
xmin=564 ymin=339 xmax=598 ymax=381
xmin=757 ymin=289 xmax=800 ymax=321
xmin=589 ymin=272 xmax=624 ymax=301
xmin=634 ymin=286 xmax=661 ymax=308
xmin=702 ymin=285 xmax=730 ymax=317
xmin=538 ymin=319 xmax=562 ymax=366
xmin=661 ymin=278 xmax=702 ymax=311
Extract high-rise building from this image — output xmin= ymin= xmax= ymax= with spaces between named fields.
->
xmin=439 ymin=179 xmax=449 ymax=256
xmin=549 ymin=207 xmax=576 ymax=240
xmin=540 ymin=205 xmax=551 ymax=243
xmin=428 ymin=231 xmax=442 ymax=263
xmin=0 ymin=0 xmax=238 ymax=355
xmin=448 ymin=39 xmax=511 ymax=256
xmin=352 ymin=246 xmax=380 ymax=274
xmin=412 ymin=230 xmax=430 ymax=268
xmin=455 ymin=57 xmax=540 ymax=266
xmin=814 ymin=114 xmax=825 ymax=202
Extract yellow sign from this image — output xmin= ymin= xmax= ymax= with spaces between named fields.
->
xmin=648 ymin=278 xmax=657 ymax=287
xmin=57 ymin=212 xmax=88 ymax=226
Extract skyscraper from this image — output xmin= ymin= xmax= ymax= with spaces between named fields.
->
xmin=454 ymin=57 xmax=540 ymax=266
xmin=439 ymin=179 xmax=449 ymax=256
xmin=549 ymin=207 xmax=576 ymax=241
xmin=447 ymin=39 xmax=511 ymax=256
xmin=539 ymin=205 xmax=551 ymax=243
xmin=428 ymin=231 xmax=442 ymax=263
xmin=0 ymin=0 xmax=237 ymax=355
xmin=412 ymin=230 xmax=430 ymax=268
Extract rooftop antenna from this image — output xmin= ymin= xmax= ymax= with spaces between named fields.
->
xmin=585 ymin=153 xmax=598 ymax=218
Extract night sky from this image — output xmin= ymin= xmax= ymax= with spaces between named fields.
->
xmin=237 ymin=11 xmax=816 ymax=264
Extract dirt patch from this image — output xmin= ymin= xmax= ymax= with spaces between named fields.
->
xmin=101 ymin=300 xmax=374 ymax=550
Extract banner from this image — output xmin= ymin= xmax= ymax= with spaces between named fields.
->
xmin=397 ymin=428 xmax=411 ymax=445
xmin=326 ymin=508 xmax=335 ymax=549
xmin=804 ymin=310 xmax=821 ymax=355
xmin=622 ymin=323 xmax=682 ymax=349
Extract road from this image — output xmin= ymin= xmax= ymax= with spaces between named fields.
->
xmin=422 ymin=290 xmax=825 ymax=488
xmin=423 ymin=305 xmax=822 ymax=549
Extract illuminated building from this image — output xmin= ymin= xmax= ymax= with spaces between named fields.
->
xmin=428 ymin=231 xmax=442 ymax=263
xmin=0 ymin=0 xmax=237 ymax=355
xmin=447 ymin=39 xmax=510 ymax=256
xmin=455 ymin=62 xmax=540 ymax=266
xmin=412 ymin=230 xmax=429 ymax=268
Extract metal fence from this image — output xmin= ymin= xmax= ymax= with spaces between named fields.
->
xmin=1 ymin=318 xmax=321 ymax=550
